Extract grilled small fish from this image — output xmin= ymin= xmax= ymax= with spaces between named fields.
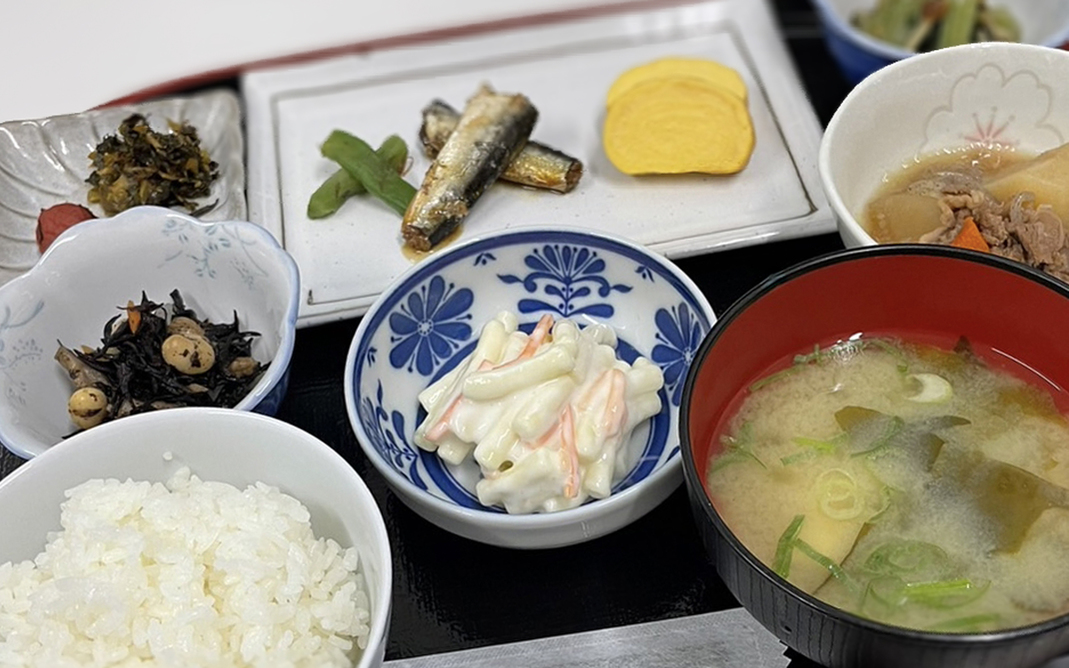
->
xmin=402 ymin=86 xmax=538 ymax=251
xmin=420 ymin=100 xmax=583 ymax=194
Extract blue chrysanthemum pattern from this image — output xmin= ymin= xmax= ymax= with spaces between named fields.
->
xmin=359 ymin=381 xmax=426 ymax=490
xmin=651 ymin=302 xmax=703 ymax=406
xmin=499 ymin=244 xmax=632 ymax=317
xmin=388 ymin=275 xmax=473 ymax=376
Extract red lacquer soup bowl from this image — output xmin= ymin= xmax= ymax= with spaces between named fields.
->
xmin=680 ymin=244 xmax=1069 ymax=668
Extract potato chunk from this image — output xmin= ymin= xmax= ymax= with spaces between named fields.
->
xmin=985 ymin=143 xmax=1069 ymax=225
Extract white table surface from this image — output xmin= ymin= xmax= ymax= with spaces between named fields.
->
xmin=0 ymin=0 xmax=648 ymax=123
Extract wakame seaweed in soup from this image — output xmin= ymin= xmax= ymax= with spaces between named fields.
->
xmin=707 ymin=335 xmax=1069 ymax=633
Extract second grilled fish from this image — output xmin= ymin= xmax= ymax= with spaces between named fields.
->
xmin=420 ymin=100 xmax=583 ymax=194
xmin=403 ymin=86 xmax=538 ymax=251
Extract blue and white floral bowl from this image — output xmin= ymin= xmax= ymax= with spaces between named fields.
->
xmin=343 ymin=227 xmax=715 ymax=549
xmin=811 ymin=0 xmax=1069 ymax=84
xmin=0 ymin=205 xmax=300 ymax=459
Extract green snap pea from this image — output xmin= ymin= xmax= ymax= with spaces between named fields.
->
xmin=319 ymin=131 xmax=417 ymax=217
xmin=308 ymin=135 xmax=409 ymax=219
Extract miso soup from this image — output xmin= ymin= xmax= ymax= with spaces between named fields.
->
xmin=707 ymin=336 xmax=1069 ymax=633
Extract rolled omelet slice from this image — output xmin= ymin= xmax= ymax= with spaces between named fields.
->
xmin=605 ymin=57 xmax=749 ymax=106
xmin=603 ymin=76 xmax=755 ymax=176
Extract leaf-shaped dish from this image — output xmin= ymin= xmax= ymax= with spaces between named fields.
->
xmin=0 ymin=89 xmax=246 ymax=287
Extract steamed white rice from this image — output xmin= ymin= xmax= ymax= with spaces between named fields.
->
xmin=0 ymin=467 xmax=370 ymax=667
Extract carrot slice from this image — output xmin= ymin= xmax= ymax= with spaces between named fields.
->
xmin=126 ymin=300 xmax=141 ymax=334
xmin=560 ymin=406 xmax=580 ymax=498
xmin=950 ymin=216 xmax=989 ymax=253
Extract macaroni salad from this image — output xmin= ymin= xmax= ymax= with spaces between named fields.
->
xmin=414 ymin=311 xmax=665 ymax=513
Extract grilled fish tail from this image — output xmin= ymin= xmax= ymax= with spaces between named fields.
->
xmin=420 ymin=100 xmax=583 ymax=194
xmin=403 ymin=87 xmax=538 ymax=251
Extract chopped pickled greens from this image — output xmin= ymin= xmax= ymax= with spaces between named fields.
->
xmin=86 ymin=114 xmax=218 ymax=216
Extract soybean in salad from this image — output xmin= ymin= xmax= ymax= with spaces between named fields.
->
xmin=56 ymin=290 xmax=266 ymax=432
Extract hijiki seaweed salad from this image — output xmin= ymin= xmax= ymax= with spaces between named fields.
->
xmin=56 ymin=290 xmax=266 ymax=431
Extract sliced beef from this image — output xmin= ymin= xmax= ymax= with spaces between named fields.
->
xmin=917 ymin=183 xmax=1069 ymax=283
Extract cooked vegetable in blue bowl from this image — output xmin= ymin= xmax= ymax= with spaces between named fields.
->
xmin=811 ymin=0 xmax=1069 ymax=84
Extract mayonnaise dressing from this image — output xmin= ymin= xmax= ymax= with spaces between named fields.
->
xmin=413 ymin=311 xmax=665 ymax=513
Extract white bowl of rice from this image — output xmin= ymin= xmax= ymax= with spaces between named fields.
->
xmin=0 ymin=407 xmax=391 ymax=668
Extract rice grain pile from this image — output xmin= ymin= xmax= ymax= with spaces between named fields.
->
xmin=0 ymin=467 xmax=370 ymax=667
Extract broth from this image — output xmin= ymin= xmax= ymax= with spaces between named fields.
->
xmin=861 ymin=141 xmax=1069 ymax=284
xmin=864 ymin=145 xmax=1024 ymax=243
xmin=706 ymin=335 xmax=1069 ymax=633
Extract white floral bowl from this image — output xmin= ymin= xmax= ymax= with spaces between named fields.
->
xmin=0 ymin=205 xmax=300 ymax=459
xmin=820 ymin=42 xmax=1069 ymax=249
xmin=343 ymin=227 xmax=716 ymax=549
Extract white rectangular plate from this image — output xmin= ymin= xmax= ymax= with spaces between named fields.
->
xmin=243 ymin=0 xmax=832 ymax=327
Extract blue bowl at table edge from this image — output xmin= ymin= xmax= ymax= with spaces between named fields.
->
xmin=810 ymin=0 xmax=1069 ymax=85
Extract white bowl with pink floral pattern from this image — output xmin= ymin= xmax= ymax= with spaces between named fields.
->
xmin=819 ymin=42 xmax=1069 ymax=249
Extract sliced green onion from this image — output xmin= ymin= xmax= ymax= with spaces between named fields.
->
xmin=710 ymin=449 xmax=766 ymax=473
xmin=928 ymin=612 xmax=1003 ymax=634
xmin=793 ymin=344 xmax=824 ymax=365
xmin=869 ymin=338 xmax=910 ymax=373
xmin=864 ymin=576 xmax=988 ymax=611
xmin=773 ymin=515 xmax=805 ymax=579
xmin=904 ymin=578 xmax=989 ymax=608
xmin=712 ymin=422 xmax=766 ymax=473
xmin=908 ymin=373 xmax=953 ymax=404
xmin=816 ymin=468 xmax=862 ymax=521
xmin=794 ymin=539 xmax=860 ymax=594
xmin=749 ymin=365 xmax=800 ymax=392
xmin=864 ymin=540 xmax=951 ymax=581
xmin=780 ymin=450 xmax=818 ymax=466
xmin=865 ymin=486 xmax=896 ymax=524
xmin=792 ymin=436 xmax=841 ymax=453
xmin=851 ymin=416 xmax=904 ymax=458
xmin=867 ymin=576 xmax=909 ymax=608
